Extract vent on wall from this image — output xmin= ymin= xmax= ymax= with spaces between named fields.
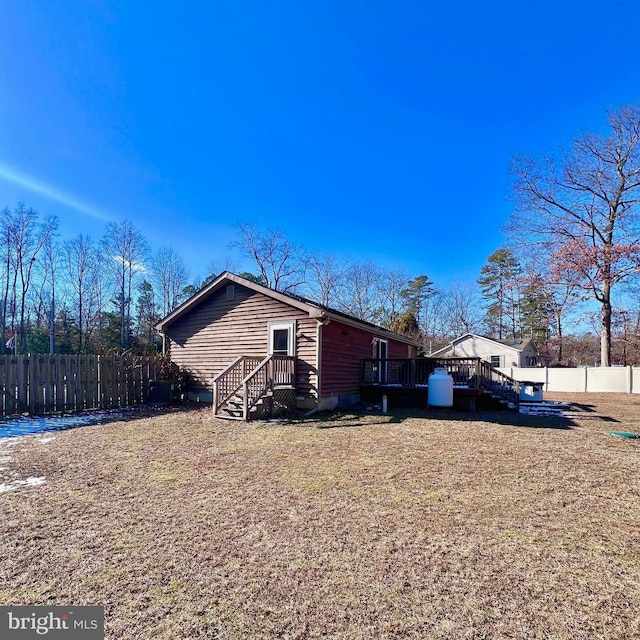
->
xmin=226 ymin=285 xmax=235 ymax=301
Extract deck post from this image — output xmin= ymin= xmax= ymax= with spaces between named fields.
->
xmin=243 ymin=381 xmax=249 ymax=420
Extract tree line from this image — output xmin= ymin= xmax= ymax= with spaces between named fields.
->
xmin=0 ymin=206 xmax=485 ymax=357
xmin=0 ymin=209 xmax=188 ymax=355
xmin=3 ymin=103 xmax=640 ymax=365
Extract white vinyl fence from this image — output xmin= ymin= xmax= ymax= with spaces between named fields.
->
xmin=497 ymin=366 xmax=640 ymax=394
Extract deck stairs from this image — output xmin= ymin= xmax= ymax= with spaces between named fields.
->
xmin=213 ymin=354 xmax=296 ymax=421
xmin=478 ymin=363 xmax=520 ymax=409
xmin=216 ymin=389 xmax=274 ymax=420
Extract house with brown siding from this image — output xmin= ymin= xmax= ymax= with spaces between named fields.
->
xmin=155 ymin=272 xmax=421 ymax=419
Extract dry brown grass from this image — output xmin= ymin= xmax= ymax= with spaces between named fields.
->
xmin=1 ymin=394 xmax=639 ymax=639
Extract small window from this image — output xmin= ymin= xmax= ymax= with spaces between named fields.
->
xmin=490 ymin=355 xmax=500 ymax=368
xmin=272 ymin=329 xmax=289 ymax=355
xmin=268 ymin=321 xmax=296 ymax=356
xmin=226 ymin=285 xmax=235 ymax=301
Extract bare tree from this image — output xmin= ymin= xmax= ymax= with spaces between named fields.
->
xmin=421 ymin=292 xmax=449 ymax=351
xmin=101 ymin=220 xmax=149 ymax=349
xmin=2 ymin=204 xmax=58 ymax=351
xmin=151 ymin=247 xmax=190 ymax=317
xmin=233 ymin=222 xmax=305 ymax=292
xmin=1 ymin=207 xmax=14 ymax=351
xmin=510 ymin=104 xmax=640 ymax=366
xmin=338 ymin=261 xmax=383 ymax=321
xmin=205 ymin=256 xmax=240 ymax=280
xmin=439 ymin=281 xmax=485 ymax=337
xmin=304 ymin=252 xmax=349 ymax=306
xmin=63 ymin=235 xmax=106 ymax=353
xmin=26 ymin=235 xmax=63 ymax=353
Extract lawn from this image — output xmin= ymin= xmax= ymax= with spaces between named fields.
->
xmin=1 ymin=394 xmax=639 ymax=639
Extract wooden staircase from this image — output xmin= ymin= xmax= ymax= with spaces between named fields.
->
xmin=213 ymin=355 xmax=296 ymax=420
xmin=476 ymin=360 xmax=520 ymax=408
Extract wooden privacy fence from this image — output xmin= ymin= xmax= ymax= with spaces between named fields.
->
xmin=0 ymin=354 xmax=164 ymax=417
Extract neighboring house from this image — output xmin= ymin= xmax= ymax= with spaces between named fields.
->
xmin=155 ymin=272 xmax=421 ymax=416
xmin=429 ymin=333 xmax=549 ymax=368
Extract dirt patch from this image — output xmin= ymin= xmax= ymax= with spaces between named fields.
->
xmin=1 ymin=395 xmax=639 ymax=639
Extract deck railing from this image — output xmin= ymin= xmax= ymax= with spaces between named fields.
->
xmin=361 ymin=357 xmax=520 ymax=404
xmin=362 ymin=358 xmax=435 ymax=387
xmin=362 ymin=357 xmax=484 ymax=388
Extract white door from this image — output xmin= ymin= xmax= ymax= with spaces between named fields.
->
xmin=268 ymin=321 xmax=295 ymax=385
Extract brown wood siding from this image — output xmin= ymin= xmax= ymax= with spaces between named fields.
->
xmin=320 ymin=320 xmax=411 ymax=398
xmin=165 ymin=285 xmax=318 ymax=397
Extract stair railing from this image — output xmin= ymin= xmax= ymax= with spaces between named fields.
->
xmin=214 ymin=354 xmax=296 ymax=419
xmin=213 ymin=355 xmax=263 ymax=415
xmin=240 ymin=355 xmax=296 ymax=419
xmin=242 ymin=355 xmax=273 ymax=419
xmin=477 ymin=359 xmax=520 ymax=405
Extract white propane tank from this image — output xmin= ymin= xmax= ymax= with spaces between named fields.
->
xmin=428 ymin=367 xmax=454 ymax=407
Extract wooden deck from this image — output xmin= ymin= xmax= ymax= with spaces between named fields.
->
xmin=361 ymin=357 xmax=520 ymax=408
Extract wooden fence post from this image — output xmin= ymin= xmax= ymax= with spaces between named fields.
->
xmin=17 ymin=355 xmax=28 ymax=413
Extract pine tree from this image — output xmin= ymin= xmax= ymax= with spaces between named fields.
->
xmin=477 ymin=249 xmax=522 ymax=339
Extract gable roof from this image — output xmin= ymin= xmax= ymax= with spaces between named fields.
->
xmin=155 ymin=271 xmax=422 ymax=347
xmin=429 ymin=333 xmax=537 ymax=357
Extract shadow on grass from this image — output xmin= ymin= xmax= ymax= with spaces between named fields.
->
xmin=265 ymin=400 xmax=623 ymax=431
xmin=477 ymin=412 xmax=576 ymax=430
xmin=284 ymin=407 xmax=581 ymax=430
xmin=282 ymin=409 xmax=406 ymax=429
xmin=564 ymin=403 xmax=621 ymax=424
xmin=569 ymin=403 xmax=598 ymax=412
xmin=312 ymin=413 xmax=405 ymax=429
xmin=414 ymin=408 xmax=579 ymax=430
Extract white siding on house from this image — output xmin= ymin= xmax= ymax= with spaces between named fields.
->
xmin=442 ymin=336 xmax=521 ymax=367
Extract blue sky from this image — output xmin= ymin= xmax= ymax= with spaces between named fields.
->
xmin=1 ymin=0 xmax=640 ymax=287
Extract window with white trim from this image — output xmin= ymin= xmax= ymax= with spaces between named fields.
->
xmin=268 ymin=321 xmax=296 ymax=356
